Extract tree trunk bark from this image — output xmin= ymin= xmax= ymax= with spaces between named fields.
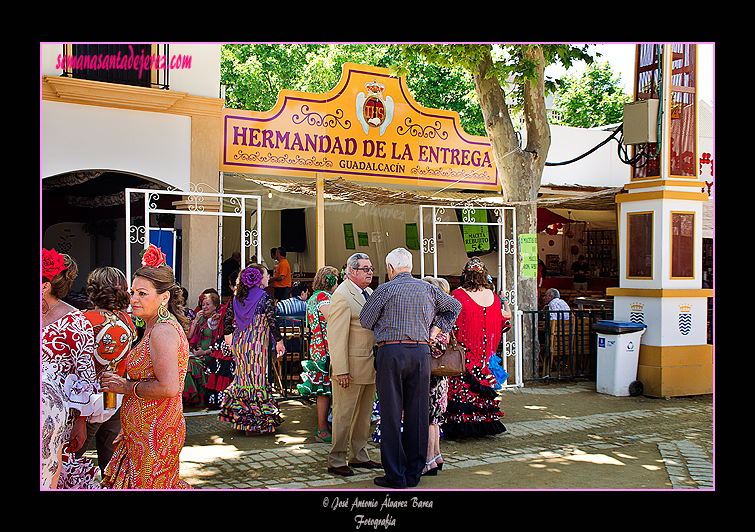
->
xmin=473 ymin=46 xmax=551 ymax=381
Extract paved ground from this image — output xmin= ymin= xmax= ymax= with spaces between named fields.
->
xmin=174 ymin=380 xmax=714 ymax=492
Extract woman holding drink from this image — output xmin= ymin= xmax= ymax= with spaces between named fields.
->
xmin=75 ymin=267 xmax=137 ymax=475
xmin=100 ymin=245 xmax=191 ymax=489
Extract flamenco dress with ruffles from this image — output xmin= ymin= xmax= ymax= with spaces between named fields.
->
xmin=218 ymin=288 xmax=283 ymax=433
xmin=41 ymin=310 xmax=101 ymax=489
xmin=183 ymin=317 xmax=213 ymax=407
xmin=203 ymin=300 xmax=235 ymax=408
xmin=101 ymin=315 xmax=191 ymax=489
xmin=296 ymin=290 xmax=332 ymax=398
xmin=442 ymin=289 xmax=508 ymax=439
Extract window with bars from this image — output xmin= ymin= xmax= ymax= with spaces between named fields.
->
xmin=60 ymin=44 xmax=169 ymax=89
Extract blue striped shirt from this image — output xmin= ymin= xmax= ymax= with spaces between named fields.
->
xmin=276 ymin=296 xmax=307 ymax=317
xmin=359 ymin=272 xmax=462 ymax=343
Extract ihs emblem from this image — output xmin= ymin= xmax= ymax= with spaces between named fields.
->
xmin=356 ymin=78 xmax=394 ymax=136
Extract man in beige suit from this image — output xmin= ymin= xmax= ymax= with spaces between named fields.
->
xmin=326 ymin=253 xmax=382 ymax=476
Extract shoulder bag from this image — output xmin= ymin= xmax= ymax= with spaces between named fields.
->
xmin=430 ymin=332 xmax=465 ymax=377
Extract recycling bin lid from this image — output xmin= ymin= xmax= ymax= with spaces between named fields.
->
xmin=593 ymin=320 xmax=647 ymax=334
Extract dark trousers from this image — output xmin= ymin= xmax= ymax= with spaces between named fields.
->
xmin=274 ymin=286 xmax=290 ymax=301
xmin=375 ymin=343 xmax=430 ymax=488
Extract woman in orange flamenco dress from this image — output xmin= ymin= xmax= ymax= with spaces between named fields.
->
xmin=100 ymin=245 xmax=191 ymax=489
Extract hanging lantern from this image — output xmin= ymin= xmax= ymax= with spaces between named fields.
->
xmin=571 ymin=245 xmax=579 ymax=255
xmin=566 ymin=229 xmax=574 ymax=238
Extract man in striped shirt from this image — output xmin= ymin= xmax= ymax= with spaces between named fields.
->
xmin=360 ymin=247 xmax=461 ymax=489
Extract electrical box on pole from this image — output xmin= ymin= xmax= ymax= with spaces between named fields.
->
xmin=622 ymin=99 xmax=660 ymax=145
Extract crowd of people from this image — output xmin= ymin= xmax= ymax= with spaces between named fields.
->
xmin=42 ymin=245 xmax=191 ymax=489
xmin=41 ymin=243 xmax=512 ymax=490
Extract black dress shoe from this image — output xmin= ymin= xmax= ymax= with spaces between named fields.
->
xmin=350 ymin=460 xmax=382 ymax=469
xmin=373 ymin=476 xmax=405 ymax=489
xmin=328 ymin=465 xmax=354 ymax=477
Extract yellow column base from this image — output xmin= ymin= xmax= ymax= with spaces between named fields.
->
xmin=637 ymin=344 xmax=713 ymax=397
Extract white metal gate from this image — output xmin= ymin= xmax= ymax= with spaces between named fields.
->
xmin=125 ymin=184 xmax=263 ymax=289
xmin=419 ymin=204 xmax=523 ymax=388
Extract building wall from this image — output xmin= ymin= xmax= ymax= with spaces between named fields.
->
xmin=41 ymin=100 xmax=192 ymax=188
xmin=41 ymin=43 xmax=225 ymax=302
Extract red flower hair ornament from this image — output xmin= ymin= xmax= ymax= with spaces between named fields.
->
xmin=42 ymin=248 xmax=66 ymax=280
xmin=140 ymin=245 xmax=167 ymax=268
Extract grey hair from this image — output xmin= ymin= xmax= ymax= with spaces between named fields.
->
xmin=423 ymin=276 xmax=450 ymax=294
xmin=386 ymin=247 xmax=413 ymax=270
xmin=346 ymin=252 xmax=371 ymax=272
xmin=546 ymin=288 xmax=560 ymax=298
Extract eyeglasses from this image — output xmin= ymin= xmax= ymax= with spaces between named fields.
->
xmin=353 ymin=267 xmax=375 ymax=272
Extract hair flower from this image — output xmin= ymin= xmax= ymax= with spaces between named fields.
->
xmin=465 ymin=257 xmax=486 ymax=273
xmin=42 ymin=248 xmax=66 ymax=280
xmin=140 ymin=244 xmax=167 ymax=268
xmin=240 ymin=267 xmax=262 ymax=288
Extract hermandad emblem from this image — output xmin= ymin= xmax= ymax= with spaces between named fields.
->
xmin=356 ymin=78 xmax=394 ymax=136
xmin=629 ymin=302 xmax=644 ymax=324
xmin=678 ymin=304 xmax=692 ymax=336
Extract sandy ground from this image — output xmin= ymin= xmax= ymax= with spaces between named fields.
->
xmin=175 ymin=380 xmax=713 ymax=492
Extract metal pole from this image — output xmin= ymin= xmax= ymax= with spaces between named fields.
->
xmin=419 ymin=206 xmax=425 ymax=278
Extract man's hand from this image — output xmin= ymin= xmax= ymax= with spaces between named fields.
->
xmin=336 ymin=373 xmax=353 ymax=389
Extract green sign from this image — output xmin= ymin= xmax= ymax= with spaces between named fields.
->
xmin=343 ymin=223 xmax=355 ymax=250
xmin=461 ymin=210 xmax=491 ymax=253
xmin=405 ymin=223 xmax=420 ymax=250
xmin=519 ymin=233 xmax=537 ymax=278
xmin=358 ymin=232 xmax=369 ymax=247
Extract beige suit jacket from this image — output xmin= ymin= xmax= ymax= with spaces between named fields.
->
xmin=327 ymin=279 xmax=376 ymax=385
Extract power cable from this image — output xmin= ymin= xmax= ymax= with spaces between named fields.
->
xmin=546 ymin=45 xmax=665 ymax=170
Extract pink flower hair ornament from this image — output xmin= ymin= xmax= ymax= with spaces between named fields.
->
xmin=42 ymin=248 xmax=66 ymax=280
xmin=140 ymin=245 xmax=167 ymax=268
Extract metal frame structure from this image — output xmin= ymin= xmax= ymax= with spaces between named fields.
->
xmin=418 ymin=204 xmax=523 ymax=388
xmin=125 ymin=184 xmax=263 ymax=288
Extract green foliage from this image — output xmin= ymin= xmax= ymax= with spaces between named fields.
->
xmin=219 ymin=43 xmax=602 ymax=139
xmin=220 ymin=44 xmax=322 ymax=112
xmin=392 ymin=44 xmax=595 ymax=111
xmin=551 ymin=61 xmax=633 ymax=128
xmin=220 ymin=44 xmax=485 ymax=135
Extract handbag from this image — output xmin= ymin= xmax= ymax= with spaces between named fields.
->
xmin=430 ymin=332 xmax=465 ymax=377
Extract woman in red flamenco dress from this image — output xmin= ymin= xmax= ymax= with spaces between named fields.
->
xmin=443 ymin=257 xmax=509 ymax=439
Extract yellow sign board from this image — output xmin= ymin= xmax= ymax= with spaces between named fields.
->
xmin=220 ymin=63 xmax=500 ymax=191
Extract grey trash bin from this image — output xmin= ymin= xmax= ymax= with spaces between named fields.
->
xmin=593 ymin=320 xmax=647 ymax=397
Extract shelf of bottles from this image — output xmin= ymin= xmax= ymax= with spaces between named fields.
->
xmin=586 ymin=230 xmax=618 ymax=278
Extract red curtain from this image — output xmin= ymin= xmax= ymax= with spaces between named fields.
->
xmin=537 ymin=208 xmax=572 ymax=233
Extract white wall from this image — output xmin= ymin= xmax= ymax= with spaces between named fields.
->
xmin=41 ymin=100 xmax=191 ymax=189
xmin=166 ymin=43 xmax=221 ymax=98
xmin=542 ymin=125 xmax=631 ymax=188
xmin=321 ymin=202 xmax=503 ymax=284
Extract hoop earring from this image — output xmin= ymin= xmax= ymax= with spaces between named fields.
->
xmin=158 ymin=302 xmax=170 ymax=321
